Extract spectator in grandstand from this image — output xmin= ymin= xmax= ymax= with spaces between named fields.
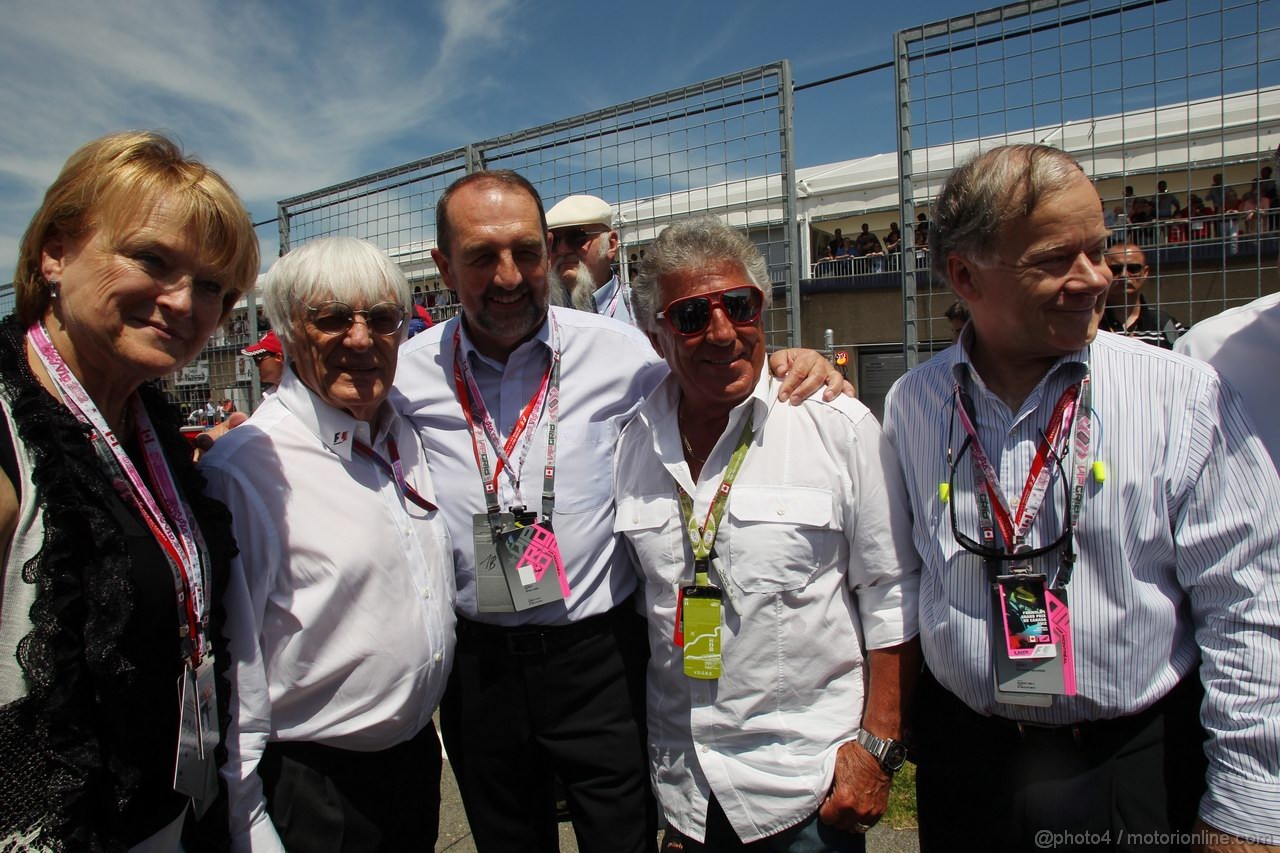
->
xmin=1207 ymin=173 xmax=1226 ymax=212
xmin=913 ymin=213 xmax=928 ymax=247
xmin=201 ymin=236 xmax=456 ymax=852
xmin=242 ymin=329 xmax=284 ymax=392
xmin=1260 ymin=167 xmax=1279 ymax=231
xmin=621 ymin=214 xmax=920 ymax=850
xmin=1128 ymin=196 xmax=1157 ymax=245
xmin=1260 ymin=166 xmax=1278 ymax=207
xmin=944 ymin=300 xmax=969 ymax=342
xmin=1185 ymin=195 xmax=1212 ymax=240
xmin=546 ymin=194 xmax=636 ymax=325
xmin=855 ymin=223 xmax=885 ymax=273
xmin=1099 ymin=243 xmax=1185 ymax=348
xmin=828 ymin=227 xmax=849 ymax=258
xmin=884 ymin=221 xmax=902 ymax=255
xmin=1154 ymin=179 xmax=1180 ymax=220
xmin=1123 ymin=185 xmax=1137 ymax=217
xmin=1239 ymin=190 xmax=1262 ymax=235
xmin=883 ymin=142 xmax=1280 ymax=851
xmin=0 ymin=130 xmax=256 ymax=849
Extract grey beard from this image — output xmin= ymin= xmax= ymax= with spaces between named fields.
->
xmin=548 ymin=262 xmax=600 ymax=313
xmin=571 ymin=264 xmax=599 ymax=313
xmin=547 ymin=275 xmax=570 ymax=308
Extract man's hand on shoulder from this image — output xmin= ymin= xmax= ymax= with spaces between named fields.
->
xmin=193 ymin=411 xmax=247 ymax=463
xmin=818 ymin=739 xmax=891 ymax=834
xmin=769 ymin=348 xmax=856 ymax=404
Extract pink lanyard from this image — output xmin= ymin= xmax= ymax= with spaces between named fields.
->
xmin=29 ymin=323 xmax=209 ymax=665
xmin=352 ymin=436 xmax=438 ymax=512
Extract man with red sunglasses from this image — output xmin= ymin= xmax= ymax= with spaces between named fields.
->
xmin=616 ymin=215 xmax=921 ymax=851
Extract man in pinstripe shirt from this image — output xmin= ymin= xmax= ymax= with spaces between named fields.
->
xmin=883 ymin=144 xmax=1280 ymax=851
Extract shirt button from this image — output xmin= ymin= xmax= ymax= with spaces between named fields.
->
xmin=434 ymin=652 xmax=442 ymax=663
xmin=700 ymin=744 xmax=709 ymax=754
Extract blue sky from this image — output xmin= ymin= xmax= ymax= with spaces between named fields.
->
xmin=0 ymin=0 xmax=981 ymax=271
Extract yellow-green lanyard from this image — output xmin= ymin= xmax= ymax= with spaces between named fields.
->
xmin=676 ymin=411 xmax=755 ymax=586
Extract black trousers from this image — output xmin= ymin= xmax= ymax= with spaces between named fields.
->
xmin=258 ymin=720 xmax=443 ymax=853
xmin=660 ymin=794 xmax=866 ymax=852
xmin=439 ymin=602 xmax=656 ymax=853
xmin=912 ymin=670 xmax=1207 ymax=853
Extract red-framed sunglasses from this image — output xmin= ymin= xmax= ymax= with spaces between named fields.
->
xmin=657 ymin=285 xmax=765 ymax=336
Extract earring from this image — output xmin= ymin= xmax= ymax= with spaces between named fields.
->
xmin=48 ymin=280 xmax=61 ymax=299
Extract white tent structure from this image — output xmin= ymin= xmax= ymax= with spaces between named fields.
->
xmin=380 ymin=84 xmax=1279 ymax=289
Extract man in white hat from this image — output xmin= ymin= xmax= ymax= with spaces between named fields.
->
xmin=545 ymin=194 xmax=637 ymax=326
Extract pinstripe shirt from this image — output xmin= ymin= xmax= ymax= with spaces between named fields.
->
xmin=883 ymin=329 xmax=1280 ymax=843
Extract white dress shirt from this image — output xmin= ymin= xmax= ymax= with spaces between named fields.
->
xmin=392 ymin=307 xmax=668 ymax=625
xmin=594 ymin=274 xmax=638 ymax=326
xmin=613 ymin=370 xmax=920 ymax=843
xmin=1175 ymin=290 xmax=1280 ymax=471
xmin=200 ymin=368 xmax=457 ymax=853
xmin=882 ymin=329 xmax=1280 ymax=843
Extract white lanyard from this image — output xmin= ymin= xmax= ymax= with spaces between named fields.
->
xmin=29 ymin=322 xmax=210 ymax=664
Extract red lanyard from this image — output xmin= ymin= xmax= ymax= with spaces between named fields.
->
xmin=30 ymin=322 xmax=209 ymax=665
xmin=452 ymin=323 xmax=557 ymax=512
xmin=955 ymin=378 xmax=1082 ymax=553
xmin=353 ymin=436 xmax=438 ymax=512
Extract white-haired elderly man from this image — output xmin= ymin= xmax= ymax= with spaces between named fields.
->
xmin=883 ymin=144 xmax=1280 ymax=850
xmin=200 ymin=237 xmax=456 ymax=852
xmin=616 ymin=215 xmax=921 ymax=851
xmin=546 ymin=193 xmax=637 ymax=325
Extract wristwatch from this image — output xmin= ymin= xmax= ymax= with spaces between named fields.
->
xmin=855 ymin=728 xmax=909 ymax=774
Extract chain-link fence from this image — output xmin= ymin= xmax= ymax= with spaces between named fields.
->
xmin=152 ymin=1 xmax=1278 ymax=418
xmin=275 ymin=61 xmax=800 ymax=351
xmin=895 ymin=0 xmax=1279 ymax=370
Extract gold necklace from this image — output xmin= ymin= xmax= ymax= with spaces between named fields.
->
xmin=681 ymin=429 xmax=706 ymax=464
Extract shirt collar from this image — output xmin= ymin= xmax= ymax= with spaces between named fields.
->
xmin=594 ymin=274 xmax=623 ymax=308
xmin=641 ymin=364 xmax=774 ymax=491
xmin=455 ymin=312 xmax=553 ymax=373
xmin=275 ymin=365 xmax=392 ymax=461
xmin=950 ymin=330 xmax=1091 ymax=404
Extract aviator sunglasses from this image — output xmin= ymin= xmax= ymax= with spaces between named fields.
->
xmin=304 ymin=301 xmax=408 ymax=336
xmin=657 ymin=285 xmax=765 ymax=336
xmin=549 ymin=227 xmax=609 ymax=253
xmin=1107 ymin=263 xmax=1145 ymax=276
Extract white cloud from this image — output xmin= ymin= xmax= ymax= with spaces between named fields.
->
xmin=0 ymin=0 xmax=519 ymax=271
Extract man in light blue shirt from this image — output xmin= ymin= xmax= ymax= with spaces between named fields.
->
xmin=883 ymin=144 xmax=1280 ymax=850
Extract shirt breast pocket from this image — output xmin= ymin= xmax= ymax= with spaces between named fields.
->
xmin=550 ymin=420 xmax=618 ymax=514
xmin=727 ymin=485 xmax=844 ymax=594
xmin=614 ymin=495 xmax=683 ymax=590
